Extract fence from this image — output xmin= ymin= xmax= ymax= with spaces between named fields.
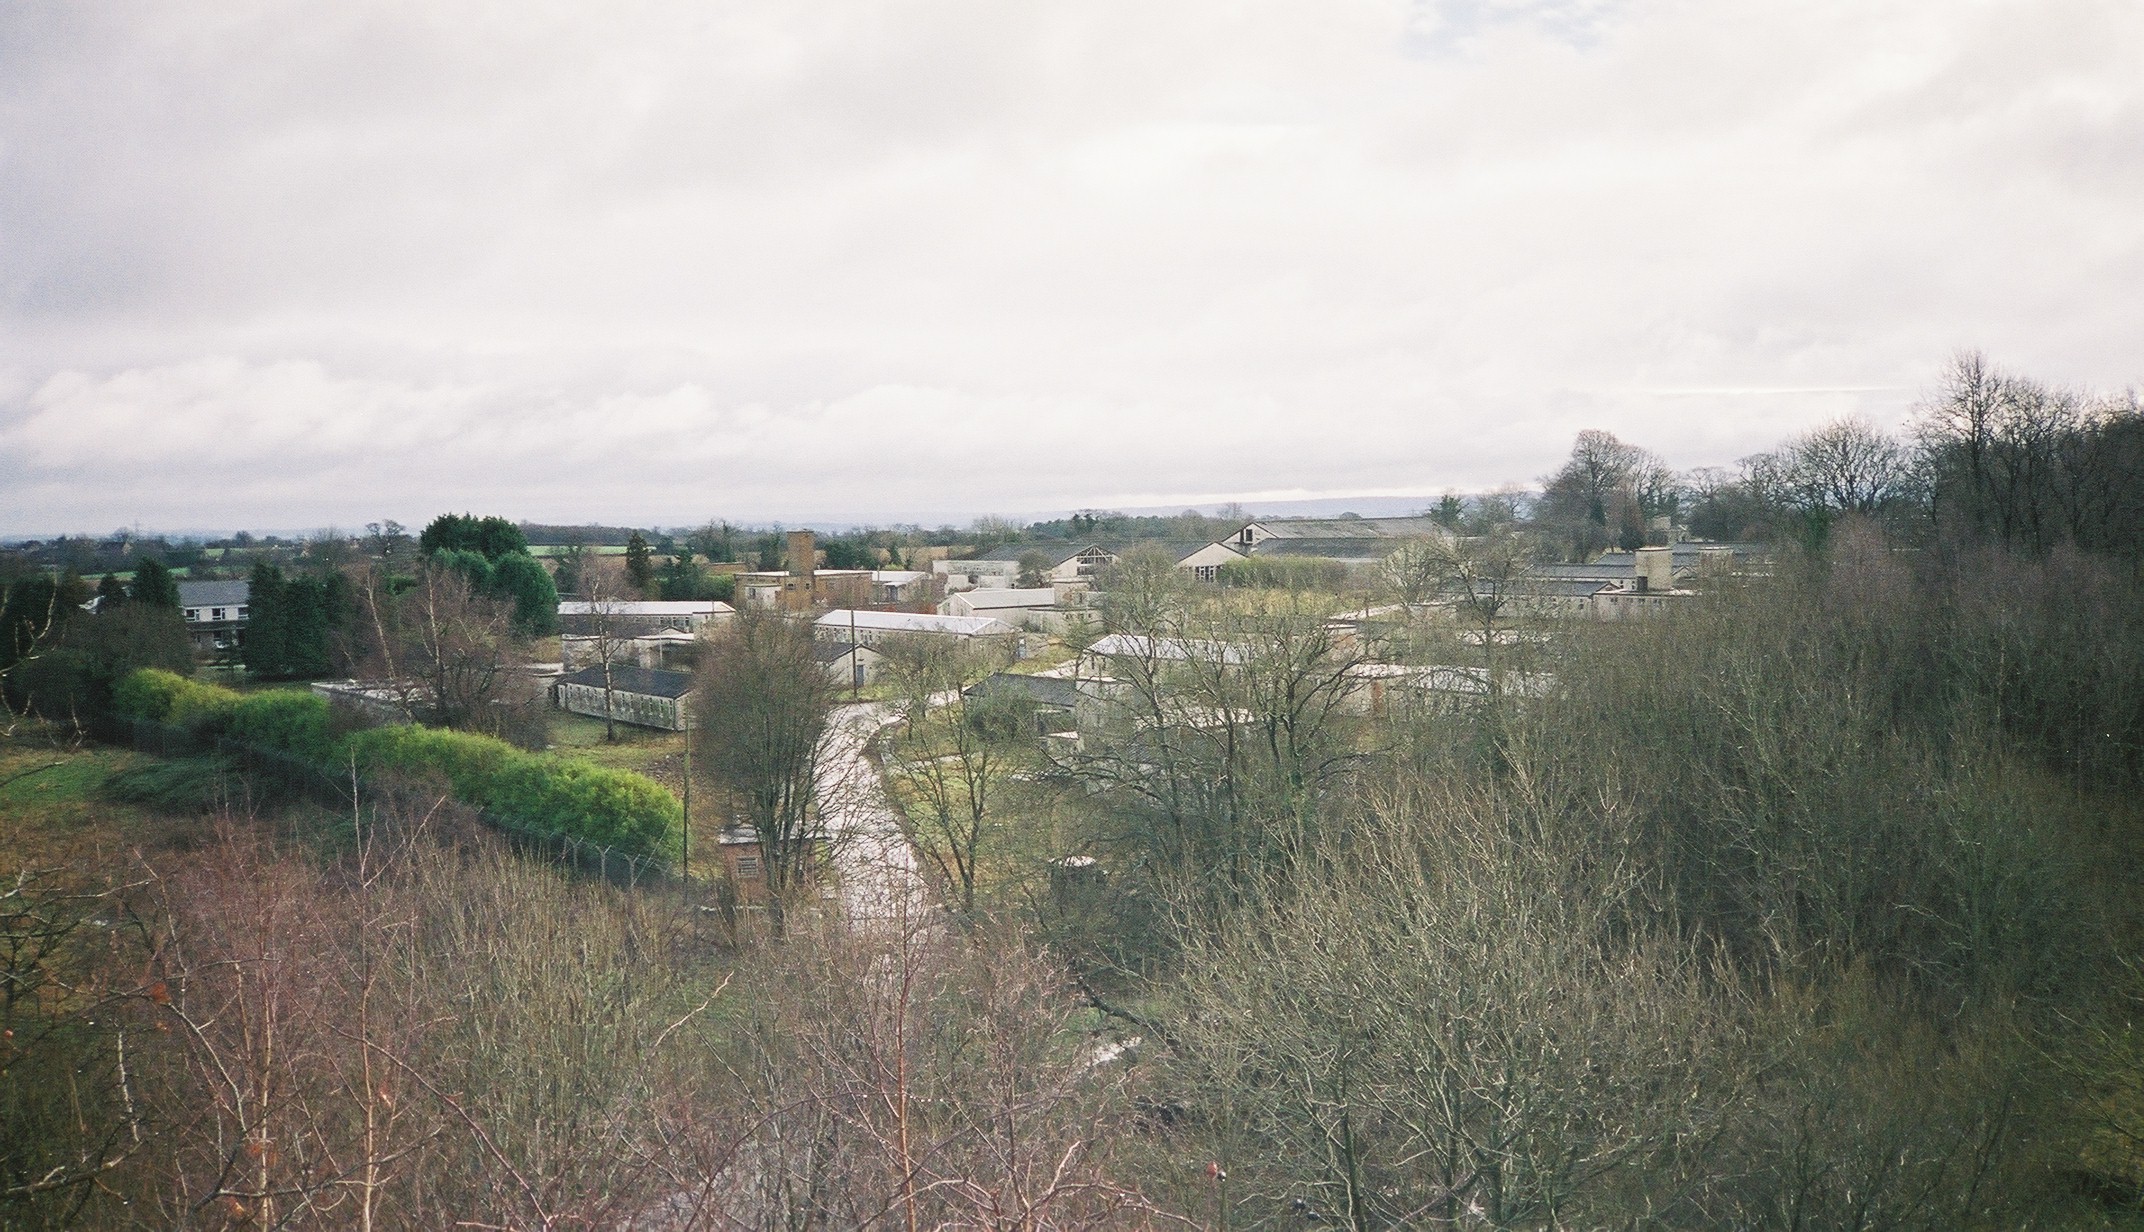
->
xmin=112 ymin=716 xmax=680 ymax=889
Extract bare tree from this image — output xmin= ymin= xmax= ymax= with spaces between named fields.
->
xmin=878 ymin=636 xmax=1021 ymax=919
xmin=572 ymin=560 xmax=636 ymax=743
xmin=693 ymin=611 xmax=841 ymax=926
xmin=1421 ymin=527 xmax=1542 ymax=693
xmin=355 ymin=562 xmax=538 ymax=739
xmin=1761 ymin=416 xmax=1909 ymax=519
xmin=1066 ymin=590 xmax=1368 ymax=907
xmin=1538 ymin=430 xmax=1648 ymax=557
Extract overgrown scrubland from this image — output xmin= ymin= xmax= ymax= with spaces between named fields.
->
xmin=6 ymin=525 xmax=2144 ymax=1228
xmin=1118 ymin=528 xmax=2144 ymax=1226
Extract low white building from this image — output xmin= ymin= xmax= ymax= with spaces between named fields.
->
xmin=815 ymin=640 xmax=886 ymax=688
xmin=561 ymin=626 xmax=703 ymax=672
xmin=814 ymin=609 xmax=1020 ymax=650
xmin=870 ymin=570 xmax=936 ymax=604
xmin=931 ymin=558 xmax=1022 ymax=592
xmin=940 ymin=587 xmax=1058 ymax=623
xmin=556 ymin=600 xmax=733 ymax=636
xmin=556 ymin=664 xmax=695 ymax=731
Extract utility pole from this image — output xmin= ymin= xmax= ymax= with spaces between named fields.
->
xmin=850 ymin=605 xmax=859 ymax=701
xmin=680 ymin=710 xmax=691 ymax=881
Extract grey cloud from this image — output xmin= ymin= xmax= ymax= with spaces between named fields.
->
xmin=1 ymin=0 xmax=2139 ymax=535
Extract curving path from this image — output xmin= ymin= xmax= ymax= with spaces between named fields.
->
xmin=813 ymin=701 xmax=932 ymax=930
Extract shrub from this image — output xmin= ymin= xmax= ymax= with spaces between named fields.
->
xmin=114 ymin=668 xmax=240 ymax=733
xmin=344 ymin=724 xmax=680 ymax=861
xmin=229 ymin=690 xmax=338 ymax=764
xmin=112 ymin=668 xmax=682 ymax=863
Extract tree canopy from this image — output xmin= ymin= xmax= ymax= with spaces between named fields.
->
xmin=129 ymin=556 xmax=181 ymax=608
xmin=418 ymin=513 xmax=530 ymax=561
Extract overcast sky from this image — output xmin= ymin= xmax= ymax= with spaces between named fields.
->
xmin=2 ymin=0 xmax=2138 ymax=537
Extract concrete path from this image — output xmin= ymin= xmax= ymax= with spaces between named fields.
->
xmin=814 ymin=701 xmax=932 ymax=929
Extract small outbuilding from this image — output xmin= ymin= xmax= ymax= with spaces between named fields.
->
xmin=815 ymin=641 xmax=886 ymax=688
xmin=556 ymin=664 xmax=696 ymax=731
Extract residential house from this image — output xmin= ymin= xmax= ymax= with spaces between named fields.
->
xmin=177 ymin=580 xmax=250 ymax=653
xmin=556 ymin=664 xmax=696 ymax=731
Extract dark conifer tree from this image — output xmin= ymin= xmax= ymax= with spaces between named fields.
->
xmin=130 ymin=557 xmax=182 ymax=609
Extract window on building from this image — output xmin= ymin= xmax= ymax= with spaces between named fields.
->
xmin=185 ymin=609 xmax=200 ymax=621
xmin=735 ymin=854 xmax=761 ymax=878
xmin=236 ymin=606 xmax=248 ymax=618
xmin=211 ymin=608 xmax=226 ymax=620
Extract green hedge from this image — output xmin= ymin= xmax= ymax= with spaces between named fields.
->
xmin=111 ymin=669 xmax=680 ymax=862
xmin=114 ymin=668 xmax=239 ymax=733
xmin=342 ymin=726 xmax=680 ymax=859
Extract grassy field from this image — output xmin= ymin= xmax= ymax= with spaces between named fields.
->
xmin=543 ymin=708 xmax=742 ymax=879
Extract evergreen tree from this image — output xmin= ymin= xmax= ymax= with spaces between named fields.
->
xmin=489 ymin=551 xmax=559 ymax=635
xmin=95 ymin=574 xmax=128 ymax=609
xmin=241 ymin=563 xmax=354 ymax=680
xmin=130 ymin=556 xmax=182 ymax=609
xmin=243 ymin=562 xmax=289 ymax=678
xmin=625 ymin=532 xmax=655 ymax=594
xmin=418 ymin=513 xmax=528 ymax=561
xmin=434 ymin=548 xmax=495 ymax=592
xmin=282 ymin=574 xmax=333 ymax=678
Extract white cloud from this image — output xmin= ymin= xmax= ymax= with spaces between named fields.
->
xmin=1 ymin=0 xmax=2139 ymax=534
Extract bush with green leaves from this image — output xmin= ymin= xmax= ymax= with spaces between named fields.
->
xmin=344 ymin=724 xmax=680 ymax=860
xmin=228 ymin=689 xmax=340 ymax=764
xmin=113 ymin=667 xmax=240 ymax=735
xmin=110 ymin=668 xmax=680 ymax=862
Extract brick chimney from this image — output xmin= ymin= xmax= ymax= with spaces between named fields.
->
xmin=787 ymin=530 xmax=817 ymax=611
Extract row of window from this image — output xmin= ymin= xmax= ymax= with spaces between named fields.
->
xmin=182 ymin=606 xmax=248 ymax=622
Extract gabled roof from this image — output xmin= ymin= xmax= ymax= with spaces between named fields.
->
xmin=816 ymin=610 xmax=1017 ymax=636
xmin=1248 ymin=538 xmax=1406 ymax=560
xmin=812 ymin=641 xmax=881 ymax=664
xmin=559 ymin=664 xmax=696 ymax=698
xmin=1100 ymin=539 xmax=1240 ymax=565
xmin=1085 ymin=633 xmax=1249 ymax=664
xmin=178 ymin=580 xmax=250 ymax=607
xmin=1245 ymin=516 xmax=1450 ymax=540
xmin=974 ymin=542 xmax=1098 ymax=565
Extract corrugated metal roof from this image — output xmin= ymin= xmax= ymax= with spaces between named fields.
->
xmin=1249 ymin=516 xmax=1449 ymax=539
xmin=816 ymin=610 xmax=1017 ymax=636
